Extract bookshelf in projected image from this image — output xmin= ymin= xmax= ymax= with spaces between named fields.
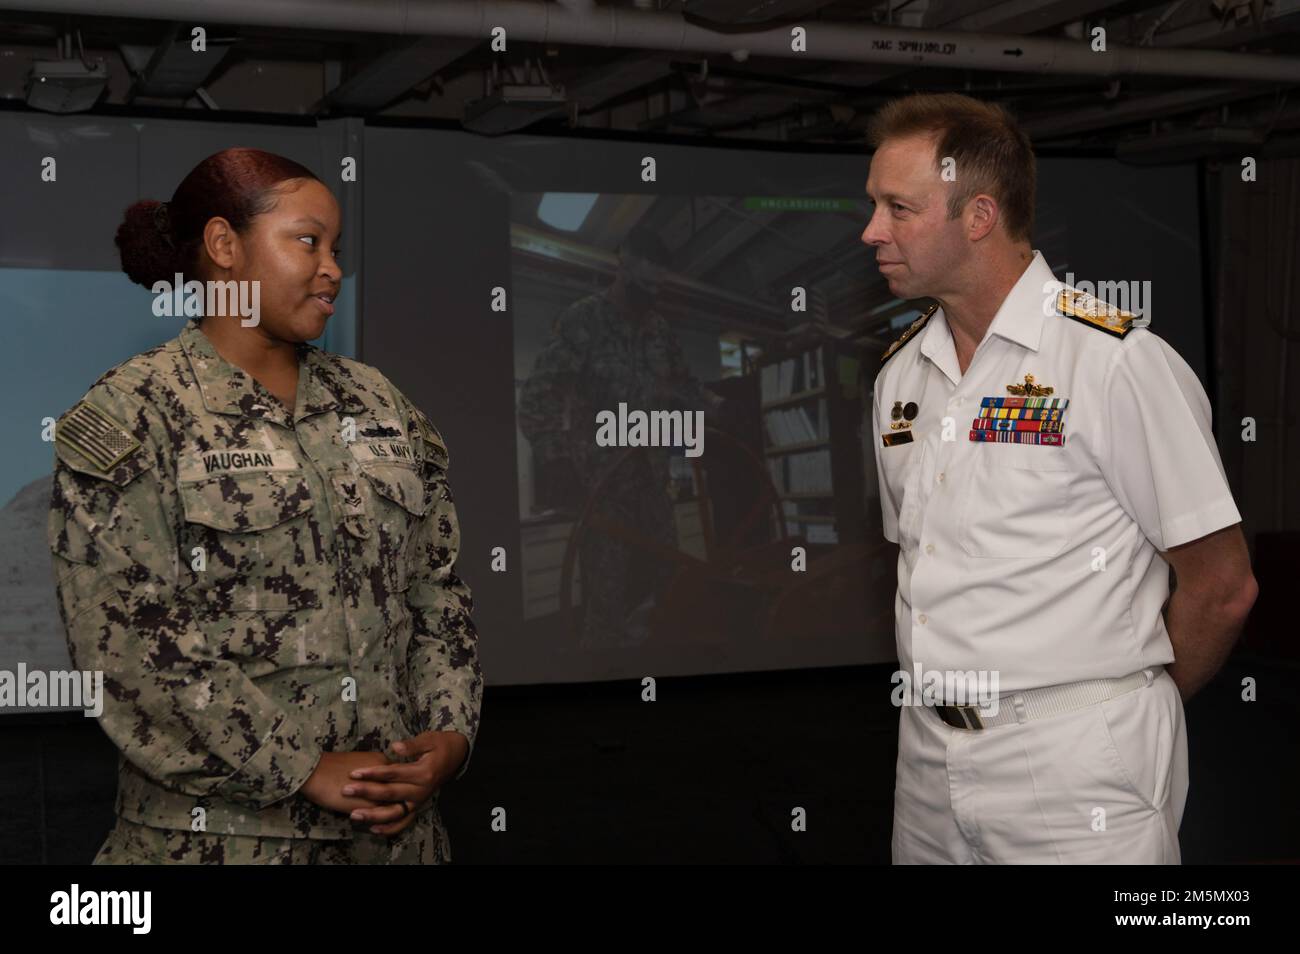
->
xmin=758 ymin=341 xmax=866 ymax=547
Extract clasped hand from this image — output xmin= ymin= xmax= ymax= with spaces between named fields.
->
xmin=300 ymin=730 xmax=468 ymax=837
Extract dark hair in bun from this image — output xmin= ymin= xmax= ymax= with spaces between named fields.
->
xmin=115 ymin=147 xmax=323 ymax=289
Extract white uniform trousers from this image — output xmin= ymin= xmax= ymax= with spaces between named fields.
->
xmin=891 ymin=668 xmax=1188 ymax=864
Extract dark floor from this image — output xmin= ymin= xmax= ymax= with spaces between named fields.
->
xmin=2 ymin=656 xmax=1296 ymax=864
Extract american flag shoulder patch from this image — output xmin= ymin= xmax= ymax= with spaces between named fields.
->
xmin=56 ymin=400 xmax=142 ymax=471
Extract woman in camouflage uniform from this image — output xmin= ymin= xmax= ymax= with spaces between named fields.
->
xmin=47 ymin=148 xmax=482 ymax=864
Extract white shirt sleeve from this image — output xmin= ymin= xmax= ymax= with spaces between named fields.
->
xmin=873 ymin=373 xmax=900 ymax=544
xmin=1098 ymin=331 xmax=1242 ymax=551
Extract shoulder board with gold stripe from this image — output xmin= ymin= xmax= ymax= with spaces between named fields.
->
xmin=1057 ymin=289 xmax=1134 ymax=338
xmin=880 ymin=302 xmax=939 ymax=365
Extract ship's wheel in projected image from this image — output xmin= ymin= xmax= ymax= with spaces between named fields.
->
xmin=557 ymin=425 xmax=889 ymax=649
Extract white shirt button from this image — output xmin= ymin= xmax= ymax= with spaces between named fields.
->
xmin=925 ymin=543 xmax=934 ymax=554
xmin=918 ymin=613 xmax=928 ymax=625
xmin=936 ymin=472 xmax=945 ymax=483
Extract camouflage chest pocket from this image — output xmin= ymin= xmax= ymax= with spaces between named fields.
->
xmin=358 ymin=462 xmax=428 ymax=595
xmin=177 ymin=470 xmax=322 ymax=612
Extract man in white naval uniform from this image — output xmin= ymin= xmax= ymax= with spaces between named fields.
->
xmin=863 ymin=93 xmax=1258 ymax=864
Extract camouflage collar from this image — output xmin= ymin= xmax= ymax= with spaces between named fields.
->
xmin=178 ymin=318 xmax=365 ymax=426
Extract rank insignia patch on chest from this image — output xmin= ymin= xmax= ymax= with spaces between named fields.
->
xmin=969 ymin=394 xmax=1070 ymax=445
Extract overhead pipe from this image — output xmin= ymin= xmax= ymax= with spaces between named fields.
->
xmin=13 ymin=0 xmax=1300 ymax=83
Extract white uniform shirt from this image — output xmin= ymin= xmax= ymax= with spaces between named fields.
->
xmin=872 ymin=250 xmax=1242 ymax=692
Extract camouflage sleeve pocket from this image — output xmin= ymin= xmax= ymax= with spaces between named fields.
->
xmin=50 ymin=556 xmax=120 ymax=625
